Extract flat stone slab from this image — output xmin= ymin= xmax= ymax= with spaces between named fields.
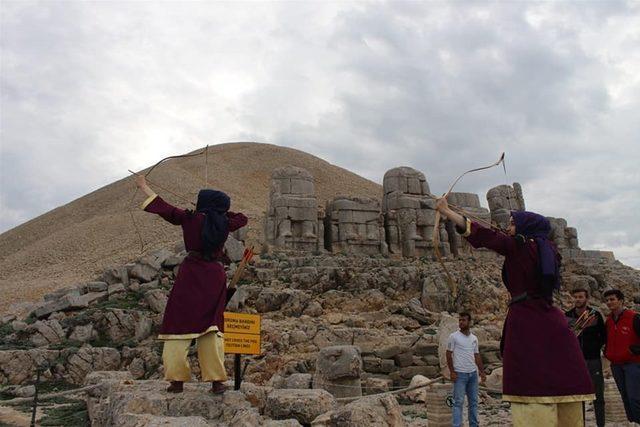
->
xmin=85 ymin=377 xmax=260 ymax=426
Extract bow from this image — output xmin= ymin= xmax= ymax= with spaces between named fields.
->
xmin=128 ymin=141 xmax=266 ymax=254
xmin=128 ymin=146 xmax=211 ymax=254
xmin=432 ymin=153 xmax=507 ymax=302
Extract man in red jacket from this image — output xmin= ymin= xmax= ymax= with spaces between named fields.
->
xmin=604 ymin=289 xmax=640 ymax=423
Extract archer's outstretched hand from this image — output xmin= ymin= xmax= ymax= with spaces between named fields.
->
xmin=135 ymin=174 xmax=146 ymax=188
xmin=134 ymin=174 xmax=156 ymax=198
xmin=436 ymin=196 xmax=466 ymax=229
xmin=436 ymin=196 xmax=450 ymax=213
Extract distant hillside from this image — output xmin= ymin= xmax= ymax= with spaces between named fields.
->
xmin=0 ymin=143 xmax=382 ymax=312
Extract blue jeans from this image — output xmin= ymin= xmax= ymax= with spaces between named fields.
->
xmin=611 ymin=363 xmax=640 ymax=423
xmin=452 ymin=371 xmax=478 ymax=427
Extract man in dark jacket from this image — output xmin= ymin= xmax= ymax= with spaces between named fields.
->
xmin=565 ymin=288 xmax=607 ymax=427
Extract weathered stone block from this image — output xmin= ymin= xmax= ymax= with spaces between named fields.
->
xmin=33 ymin=293 xmax=88 ymax=319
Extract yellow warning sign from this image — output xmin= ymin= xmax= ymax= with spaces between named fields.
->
xmin=223 ymin=312 xmax=261 ymax=355
xmin=224 ymin=334 xmax=261 ymax=355
xmin=224 ymin=312 xmax=261 ymax=335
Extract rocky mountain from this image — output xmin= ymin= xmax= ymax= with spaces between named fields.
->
xmin=0 ymin=143 xmax=381 ymax=313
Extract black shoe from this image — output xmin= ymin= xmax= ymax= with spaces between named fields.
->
xmin=167 ymin=381 xmax=184 ymax=393
xmin=211 ymin=381 xmax=226 ymax=395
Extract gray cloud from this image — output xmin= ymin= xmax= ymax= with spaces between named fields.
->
xmin=1 ymin=1 xmax=639 ymax=267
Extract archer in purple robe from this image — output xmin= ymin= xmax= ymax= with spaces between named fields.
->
xmin=140 ymin=187 xmax=247 ymax=339
xmin=134 ymin=174 xmax=247 ymax=394
xmin=436 ymin=197 xmax=593 ymax=406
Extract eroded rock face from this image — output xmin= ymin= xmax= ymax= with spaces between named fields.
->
xmin=313 ymin=345 xmax=362 ymax=399
xmin=266 ymin=389 xmax=336 ymax=425
xmin=311 ymin=394 xmax=406 ymax=427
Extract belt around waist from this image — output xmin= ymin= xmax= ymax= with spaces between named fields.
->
xmin=187 ymin=251 xmax=223 ymax=264
xmin=509 ymin=292 xmax=547 ymax=306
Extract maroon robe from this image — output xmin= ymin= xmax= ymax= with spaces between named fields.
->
xmin=465 ymin=221 xmax=594 ymax=402
xmin=144 ymin=195 xmax=248 ymax=338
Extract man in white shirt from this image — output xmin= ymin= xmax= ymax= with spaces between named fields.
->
xmin=446 ymin=312 xmax=486 ymax=427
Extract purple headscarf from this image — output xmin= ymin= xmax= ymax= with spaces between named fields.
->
xmin=511 ymin=210 xmax=561 ymax=294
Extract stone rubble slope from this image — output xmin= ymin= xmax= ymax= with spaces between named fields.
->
xmin=1 ymin=236 xmax=637 ymax=425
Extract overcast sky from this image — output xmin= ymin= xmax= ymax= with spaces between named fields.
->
xmin=1 ymin=1 xmax=639 ymax=267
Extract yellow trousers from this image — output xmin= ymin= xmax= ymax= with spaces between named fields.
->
xmin=162 ymin=331 xmax=227 ymax=382
xmin=512 ymin=401 xmax=584 ymax=427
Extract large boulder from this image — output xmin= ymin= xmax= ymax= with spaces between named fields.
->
xmin=311 ymin=394 xmax=405 ymax=426
xmin=266 ymin=389 xmax=336 ymax=425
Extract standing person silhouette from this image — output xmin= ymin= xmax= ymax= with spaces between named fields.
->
xmin=436 ymin=197 xmax=593 ymax=427
xmin=135 ymin=175 xmax=247 ymax=394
